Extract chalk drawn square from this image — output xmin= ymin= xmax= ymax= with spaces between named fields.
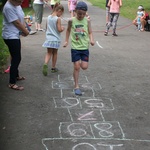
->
xmin=78 ymin=82 xmax=102 ymax=97
xmin=80 ymin=82 xmax=102 ymax=90
xmin=52 ymin=81 xmax=73 ymax=89
xmin=68 ymin=109 xmax=103 ymax=122
xmin=58 ymin=75 xmax=74 ymax=82
xmin=90 ymin=121 xmax=125 ymax=139
xmin=53 ymin=97 xmax=81 ymax=109
xmin=42 ymin=139 xmax=125 ymax=150
xmin=79 ymin=97 xmax=114 ymax=110
xmin=58 ymin=74 xmax=89 ymax=83
xmin=59 ymin=122 xmax=94 ymax=138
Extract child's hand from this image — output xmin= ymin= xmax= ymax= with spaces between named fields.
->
xmin=63 ymin=41 xmax=68 ymax=47
xmin=61 ymin=26 xmax=65 ymax=32
xmin=90 ymin=41 xmax=95 ymax=46
xmin=86 ymin=15 xmax=90 ymax=20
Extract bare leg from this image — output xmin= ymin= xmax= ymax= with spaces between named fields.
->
xmin=73 ymin=61 xmax=88 ymax=88
xmin=133 ymin=19 xmax=137 ymax=26
xmin=43 ymin=48 xmax=53 ymax=76
xmin=73 ymin=61 xmax=81 ymax=89
xmin=44 ymin=48 xmax=53 ymax=64
xmin=35 ymin=22 xmax=38 ymax=30
xmin=80 ymin=61 xmax=88 ymax=70
xmin=52 ymin=49 xmax=58 ymax=68
xmin=37 ymin=23 xmax=42 ymax=30
xmin=141 ymin=19 xmax=146 ymax=31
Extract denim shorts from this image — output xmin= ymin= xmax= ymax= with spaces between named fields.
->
xmin=71 ymin=49 xmax=89 ymax=62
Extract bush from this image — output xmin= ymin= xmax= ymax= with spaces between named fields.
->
xmin=0 ymin=12 xmax=9 ymax=73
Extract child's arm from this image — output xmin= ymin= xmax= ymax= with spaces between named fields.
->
xmin=45 ymin=20 xmax=47 ymax=30
xmin=57 ymin=17 xmax=65 ymax=32
xmin=107 ymin=0 xmax=111 ymax=7
xmin=63 ymin=19 xmax=72 ymax=47
xmin=135 ymin=16 xmax=138 ymax=20
xmin=119 ymin=0 xmax=122 ymax=7
xmin=68 ymin=0 xmax=70 ymax=12
xmin=86 ymin=12 xmax=90 ymax=20
xmin=133 ymin=13 xmax=138 ymax=21
xmin=88 ymin=19 xmax=94 ymax=46
xmin=141 ymin=11 xmax=146 ymax=20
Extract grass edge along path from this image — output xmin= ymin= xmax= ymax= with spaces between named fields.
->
xmin=87 ymin=0 xmax=150 ymax=20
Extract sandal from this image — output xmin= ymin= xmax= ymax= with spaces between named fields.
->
xmin=9 ymin=84 xmax=24 ymax=91
xmin=74 ymin=88 xmax=82 ymax=96
xmin=51 ymin=68 xmax=58 ymax=73
xmin=42 ymin=64 xmax=48 ymax=76
xmin=17 ymin=76 xmax=26 ymax=81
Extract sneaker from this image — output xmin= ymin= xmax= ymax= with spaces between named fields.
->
xmin=4 ymin=66 xmax=10 ymax=73
xmin=51 ymin=68 xmax=58 ymax=73
xmin=38 ymin=29 xmax=45 ymax=32
xmin=29 ymin=31 xmax=37 ymax=35
xmin=74 ymin=88 xmax=82 ymax=96
xmin=104 ymin=31 xmax=108 ymax=36
xmin=42 ymin=64 xmax=48 ymax=76
xmin=112 ymin=33 xmax=118 ymax=36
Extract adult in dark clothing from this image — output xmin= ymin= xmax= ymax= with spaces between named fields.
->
xmin=2 ymin=0 xmax=29 ymax=90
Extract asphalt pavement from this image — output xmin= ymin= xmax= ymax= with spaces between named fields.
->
xmin=1 ymin=0 xmax=150 ymax=150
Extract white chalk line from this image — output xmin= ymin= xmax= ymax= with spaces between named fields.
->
xmin=100 ymin=110 xmax=105 ymax=122
xmin=96 ymin=41 xmax=103 ymax=49
xmin=42 ymin=137 xmax=150 ymax=142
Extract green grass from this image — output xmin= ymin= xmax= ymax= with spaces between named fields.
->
xmin=23 ymin=7 xmax=34 ymax=16
xmin=88 ymin=0 xmax=150 ymax=20
xmin=0 ymin=13 xmax=9 ymax=72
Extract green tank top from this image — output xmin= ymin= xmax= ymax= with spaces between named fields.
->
xmin=71 ymin=17 xmax=89 ymax=50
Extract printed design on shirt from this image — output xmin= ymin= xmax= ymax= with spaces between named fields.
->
xmin=71 ymin=0 xmax=77 ymax=5
xmin=74 ymin=24 xmax=85 ymax=41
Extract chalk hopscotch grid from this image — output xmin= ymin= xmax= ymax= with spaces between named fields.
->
xmin=42 ymin=74 xmax=150 ymax=150
xmin=53 ymin=97 xmax=114 ymax=110
xmin=59 ymin=121 xmax=125 ymax=139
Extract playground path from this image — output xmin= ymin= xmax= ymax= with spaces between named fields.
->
xmin=1 ymin=1 xmax=150 ymax=150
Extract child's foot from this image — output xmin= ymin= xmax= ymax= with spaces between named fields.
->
xmin=74 ymin=88 xmax=82 ymax=96
xmin=43 ymin=64 xmax=48 ymax=76
xmin=38 ymin=29 xmax=45 ymax=32
xmin=29 ymin=31 xmax=37 ymax=35
xmin=104 ymin=31 xmax=108 ymax=36
xmin=112 ymin=33 xmax=118 ymax=36
xmin=51 ymin=68 xmax=58 ymax=73
xmin=4 ymin=66 xmax=10 ymax=73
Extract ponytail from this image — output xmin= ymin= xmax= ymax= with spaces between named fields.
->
xmin=52 ymin=3 xmax=64 ymax=13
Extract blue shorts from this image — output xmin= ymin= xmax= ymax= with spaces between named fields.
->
xmin=71 ymin=49 xmax=89 ymax=62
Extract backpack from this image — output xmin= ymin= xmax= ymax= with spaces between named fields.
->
xmin=144 ymin=13 xmax=150 ymax=31
xmin=145 ymin=12 xmax=149 ymax=21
